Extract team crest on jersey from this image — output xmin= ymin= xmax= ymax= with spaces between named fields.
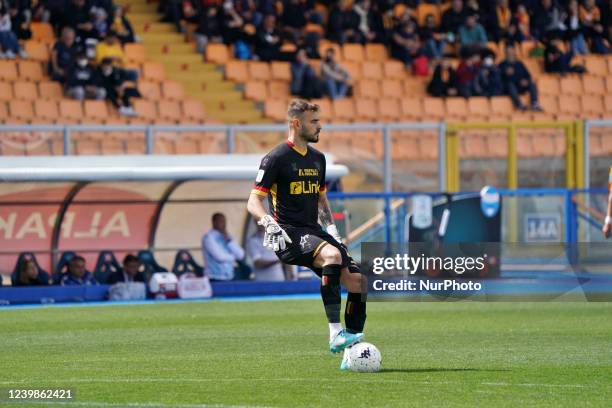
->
xmin=300 ymin=235 xmax=311 ymax=250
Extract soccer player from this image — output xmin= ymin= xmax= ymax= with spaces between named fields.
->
xmin=603 ymin=166 xmax=612 ymax=239
xmin=246 ymin=100 xmax=367 ymax=368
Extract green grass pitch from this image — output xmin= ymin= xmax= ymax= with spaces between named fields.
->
xmin=1 ymin=299 xmax=611 ymax=408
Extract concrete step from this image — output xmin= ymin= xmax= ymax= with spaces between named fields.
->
xmin=140 ymin=33 xmax=185 ymax=44
xmin=165 ymin=70 xmax=223 ymax=83
xmin=124 ymin=13 xmax=160 ymax=25
xmin=144 ymin=43 xmax=195 ymax=55
xmin=124 ymin=3 xmax=158 ymax=13
xmin=146 ymin=53 xmax=204 ymax=65
xmin=134 ymin=22 xmax=176 ymax=34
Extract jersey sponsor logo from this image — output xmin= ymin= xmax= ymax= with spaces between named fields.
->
xmin=290 ymin=181 xmax=320 ymax=195
xmin=256 ymin=169 xmax=265 ymax=182
xmin=298 ymin=168 xmax=319 ymax=176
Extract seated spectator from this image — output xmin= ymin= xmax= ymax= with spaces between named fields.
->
xmin=291 ymin=48 xmax=322 ymax=99
xmin=320 ymin=47 xmax=351 ymax=100
xmin=246 ymin=222 xmax=286 ymax=281
xmin=255 ymin=14 xmax=282 ymax=61
xmin=16 ymin=260 xmax=50 ymax=286
xmin=474 ymin=56 xmax=503 ymax=97
xmin=8 ymin=0 xmax=32 ymax=40
xmin=420 ymin=13 xmax=448 ymax=60
xmin=90 ymin=7 xmax=109 ymax=40
xmin=202 ymin=212 xmax=246 ymax=281
xmin=328 ymin=0 xmax=362 ymax=44
xmin=515 ymin=4 xmax=530 ymax=40
xmin=95 ymin=31 xmax=138 ymax=81
xmin=531 ymin=0 xmax=566 ymax=42
xmin=499 ymin=44 xmax=542 ymax=111
xmin=51 ymin=27 xmax=78 ymax=83
xmin=456 ymin=50 xmax=480 ymax=98
xmin=579 ymin=0 xmax=610 ymax=54
xmin=566 ymin=0 xmax=589 ymax=55
xmin=97 ymin=57 xmax=141 ymax=116
xmin=65 ymin=0 xmax=96 ymax=42
xmin=441 ymin=0 xmax=465 ymax=40
xmin=0 ymin=4 xmax=27 ymax=59
xmin=60 ymin=255 xmax=98 ymax=286
xmin=459 ymin=13 xmax=487 ymax=52
xmin=110 ymin=5 xmax=135 ymax=44
xmin=544 ymin=39 xmax=585 ymax=74
xmin=427 ymin=58 xmax=459 ymax=97
xmin=490 ymin=0 xmax=512 ymax=42
xmin=66 ymin=52 xmax=106 ymax=100
xmin=391 ymin=17 xmax=421 ymax=67
xmin=602 ymin=0 xmax=612 ymax=45
xmin=195 ymin=4 xmax=223 ymax=54
xmin=107 ymin=254 xmax=146 ymax=284
xmin=281 ymin=0 xmax=308 ymax=43
xmin=354 ymin=0 xmax=385 ymax=43
xmin=220 ymin=0 xmax=245 ymax=45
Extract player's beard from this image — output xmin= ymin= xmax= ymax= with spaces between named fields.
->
xmin=302 ymin=129 xmax=320 ymax=143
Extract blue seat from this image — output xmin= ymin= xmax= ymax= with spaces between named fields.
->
xmin=172 ymin=249 xmax=204 ymax=277
xmin=52 ymin=251 xmax=76 ymax=284
xmin=94 ymin=251 xmax=122 ymax=284
xmin=137 ymin=250 xmax=168 ymax=282
xmin=11 ymin=252 xmax=50 ymax=286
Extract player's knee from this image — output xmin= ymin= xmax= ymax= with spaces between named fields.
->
xmin=346 ymin=272 xmax=363 ymax=292
xmin=319 ymin=244 xmax=342 ymax=265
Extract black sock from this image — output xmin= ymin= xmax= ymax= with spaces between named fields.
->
xmin=320 ymin=264 xmax=342 ymax=324
xmin=345 ymin=291 xmax=367 ymax=334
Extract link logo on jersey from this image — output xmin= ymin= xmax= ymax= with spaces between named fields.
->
xmin=290 ymin=181 xmax=321 ymax=195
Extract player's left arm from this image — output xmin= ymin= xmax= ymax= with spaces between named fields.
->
xmin=318 ymin=191 xmax=343 ymax=244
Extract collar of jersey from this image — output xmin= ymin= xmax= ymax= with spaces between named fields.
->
xmin=286 ymin=140 xmax=308 ymax=156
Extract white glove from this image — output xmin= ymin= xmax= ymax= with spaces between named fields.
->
xmin=326 ymin=224 xmax=342 ymax=244
xmin=258 ymin=215 xmax=292 ymax=252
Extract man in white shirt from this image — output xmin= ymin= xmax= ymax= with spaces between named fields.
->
xmin=246 ymin=223 xmax=288 ymax=281
xmin=202 ymin=213 xmax=245 ymax=281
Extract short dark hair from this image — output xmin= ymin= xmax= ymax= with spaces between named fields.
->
xmin=71 ymin=255 xmax=86 ymax=264
xmin=101 ymin=57 xmax=114 ymax=65
xmin=123 ymin=254 xmax=139 ymax=265
xmin=212 ymin=212 xmax=225 ymax=223
xmin=287 ymin=99 xmax=319 ymax=120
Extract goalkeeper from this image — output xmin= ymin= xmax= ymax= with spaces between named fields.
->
xmin=246 ymin=100 xmax=367 ymax=363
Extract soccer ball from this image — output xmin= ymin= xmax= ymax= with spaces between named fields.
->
xmin=345 ymin=342 xmax=382 ymax=373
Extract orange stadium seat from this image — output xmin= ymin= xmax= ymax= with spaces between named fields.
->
xmin=124 ymin=43 xmax=147 ymax=64
xmin=365 ymin=44 xmax=388 ymax=61
xmin=342 ymin=61 xmax=362 ymax=80
xmin=584 ymin=56 xmax=608 ymax=76
xmin=559 ymin=76 xmax=583 ymax=95
xmin=460 ymin=134 xmax=487 ymax=158
xmin=332 ymin=99 xmax=355 ymax=121
xmin=268 ymin=80 xmax=289 ymax=99
xmin=0 ymin=101 xmax=9 ymax=123
xmin=133 ymin=100 xmax=158 ymax=123
xmin=403 ymin=78 xmax=426 ymax=95
xmin=467 ymin=97 xmax=491 ymax=119
xmin=485 ymin=134 xmax=508 ymax=158
xmin=18 ymin=61 xmax=44 ymax=81
xmin=604 ymin=95 xmax=612 ymax=113
xmin=361 ymin=61 xmax=383 ymax=79
xmin=342 ymin=44 xmax=365 ymax=62
xmin=38 ymin=81 xmax=63 ymax=99
xmin=13 ymin=82 xmax=38 ymax=100
xmin=311 ymin=99 xmax=333 ymax=121
xmin=581 ymin=95 xmax=604 ymax=117
xmin=142 ymin=62 xmax=165 ymax=82
xmin=490 ymin=97 xmax=513 ymax=120
xmin=538 ymin=95 xmax=559 ymax=115
xmin=34 ymin=100 xmax=59 ymax=123
xmin=30 ymin=22 xmax=54 ymax=44
xmin=158 ymin=101 xmax=182 ymax=123
xmin=416 ymin=3 xmax=440 ymax=26
xmin=418 ymin=134 xmax=439 ymax=159
xmin=182 ymin=100 xmax=206 ymax=123
xmin=445 ymin=98 xmax=468 ymax=121
xmin=557 ymin=95 xmax=580 ymax=120
xmin=383 ymin=61 xmax=406 ymax=79
xmin=0 ymin=61 xmax=18 ymax=81
xmin=83 ymin=100 xmax=109 ymax=122
xmin=537 ymin=76 xmax=560 ymax=95
xmin=162 ymin=80 xmax=185 ymax=100
xmin=381 ymin=79 xmax=403 ymax=99
xmin=24 ymin=41 xmax=50 ymax=61
xmin=248 ymin=62 xmax=271 ymax=81
xmin=138 ymin=81 xmax=162 ymax=100
xmin=531 ymin=134 xmax=556 ymax=157
xmin=423 ymin=98 xmax=445 ymax=121
xmin=319 ymin=42 xmax=341 ymax=60
xmin=582 ymin=75 xmax=605 ymax=95
xmin=378 ymin=99 xmax=401 ymax=121
xmin=270 ymin=61 xmax=291 ymax=81
xmin=355 ymin=99 xmax=378 ymax=121
xmin=0 ymin=82 xmax=13 ymax=100
xmin=9 ymin=100 xmax=34 ymax=122
xmin=206 ymin=44 xmax=230 ymax=65
xmin=244 ymin=81 xmax=267 ymax=101
xmin=59 ymin=100 xmax=84 ymax=123
xmin=355 ymin=79 xmax=381 ymax=99
xmin=225 ymin=60 xmax=248 ymax=82
xmin=400 ymin=98 xmax=424 ymax=120
xmin=606 ymin=77 xmax=612 ymax=93
xmin=265 ymin=100 xmax=286 ymax=122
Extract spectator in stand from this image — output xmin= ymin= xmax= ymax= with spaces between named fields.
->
xmin=566 ymin=0 xmax=589 ymax=55
xmin=202 ymin=212 xmax=246 ymax=281
xmin=7 ymin=0 xmax=32 ymax=40
xmin=544 ymin=38 xmax=585 ymax=74
xmin=66 ymin=52 xmax=106 ymax=100
xmin=51 ymin=27 xmax=78 ymax=83
xmin=602 ymin=0 xmax=612 ymax=45
xmin=474 ymin=55 xmax=503 ymax=97
xmin=220 ymin=0 xmax=245 ymax=45
xmin=107 ymin=254 xmax=146 ymax=284
xmin=97 ymin=57 xmax=141 ymax=116
xmin=328 ymin=0 xmax=362 ymax=44
xmin=579 ymin=0 xmax=610 ymax=54
xmin=255 ymin=14 xmax=282 ymax=61
xmin=515 ymin=4 xmax=531 ymax=41
xmin=490 ymin=0 xmax=512 ymax=42
xmin=110 ymin=5 xmax=135 ymax=44
xmin=246 ymin=222 xmax=287 ymax=281
xmin=531 ymin=0 xmax=566 ymax=41
xmin=290 ymin=48 xmax=322 ymax=99
xmin=15 ymin=260 xmax=50 ymax=286
xmin=353 ymin=0 xmax=385 ymax=43
xmin=0 ymin=3 xmax=27 ymax=59
xmin=90 ymin=7 xmax=108 ymax=40
xmin=281 ymin=0 xmax=308 ymax=43
xmin=95 ymin=31 xmax=138 ymax=81
xmin=61 ymin=255 xmax=98 ymax=286
xmin=65 ymin=0 xmax=96 ymax=42
xmin=456 ymin=50 xmax=480 ymax=97
xmin=391 ymin=17 xmax=421 ymax=67
xmin=499 ymin=44 xmax=542 ymax=111
xmin=459 ymin=12 xmax=487 ymax=52
xmin=195 ymin=3 xmax=223 ymax=54
xmin=420 ymin=13 xmax=448 ymax=60
xmin=321 ymin=47 xmax=351 ymax=100
xmin=427 ymin=58 xmax=459 ymax=97
xmin=441 ymin=0 xmax=466 ymax=40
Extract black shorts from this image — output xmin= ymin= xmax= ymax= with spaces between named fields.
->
xmin=276 ymin=225 xmax=351 ymax=277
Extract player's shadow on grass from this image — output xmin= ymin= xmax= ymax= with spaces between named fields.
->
xmin=378 ymin=368 xmax=509 ymax=374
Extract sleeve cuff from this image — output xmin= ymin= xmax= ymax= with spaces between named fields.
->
xmin=251 ymin=188 xmax=268 ymax=197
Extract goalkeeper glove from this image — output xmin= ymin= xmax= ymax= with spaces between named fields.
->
xmin=258 ymin=215 xmax=292 ymax=252
xmin=326 ymin=224 xmax=343 ymax=244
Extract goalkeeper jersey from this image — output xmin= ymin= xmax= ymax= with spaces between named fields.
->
xmin=252 ymin=140 xmax=327 ymax=229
